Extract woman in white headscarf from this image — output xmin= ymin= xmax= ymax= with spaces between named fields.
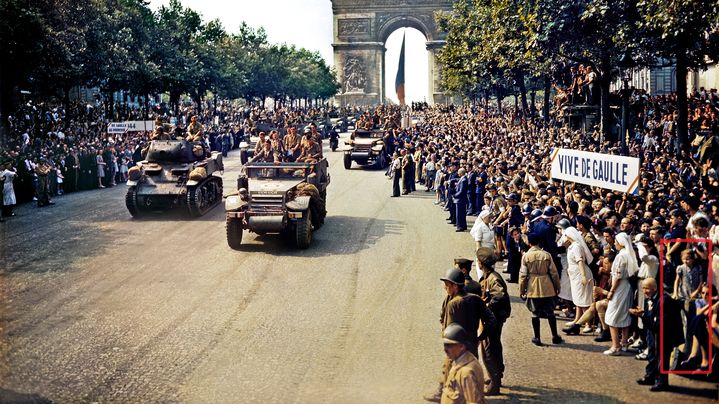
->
xmin=603 ymin=232 xmax=638 ymax=355
xmin=470 ymin=209 xmax=495 ymax=252
xmin=561 ymin=226 xmax=595 ymax=334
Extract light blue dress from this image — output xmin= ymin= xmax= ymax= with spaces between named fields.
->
xmin=605 ymin=253 xmax=632 ymax=328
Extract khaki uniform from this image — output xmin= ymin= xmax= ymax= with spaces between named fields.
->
xmin=519 ymin=246 xmax=560 ymax=298
xmin=441 ymin=351 xmax=485 ymax=404
xmin=464 ymin=277 xmax=482 ymax=295
xmin=186 ymin=122 xmax=204 ymax=141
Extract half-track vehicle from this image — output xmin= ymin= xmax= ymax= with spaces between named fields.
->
xmin=126 ymin=140 xmax=223 ymax=217
xmin=225 ymin=159 xmax=330 ymax=249
xmin=342 ymin=129 xmax=388 ymax=169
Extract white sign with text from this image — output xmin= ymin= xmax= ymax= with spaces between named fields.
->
xmin=550 ymin=148 xmax=640 ymax=194
xmin=107 ymin=121 xmax=155 ymax=134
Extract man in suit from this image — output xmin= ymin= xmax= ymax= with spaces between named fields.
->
xmin=633 ymin=278 xmax=684 ymax=392
xmin=467 ymin=163 xmax=478 ymax=215
xmin=453 ymin=168 xmax=469 ymax=232
xmin=446 ymin=164 xmax=459 ymax=225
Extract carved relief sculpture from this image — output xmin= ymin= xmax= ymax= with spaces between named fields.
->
xmin=343 ymin=58 xmax=366 ymax=93
xmin=338 ymin=18 xmax=371 ymax=38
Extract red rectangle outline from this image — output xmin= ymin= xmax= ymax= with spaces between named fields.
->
xmin=658 ymin=238 xmax=713 ymax=375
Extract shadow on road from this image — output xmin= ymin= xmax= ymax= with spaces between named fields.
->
xmin=0 ymin=387 xmax=53 ymax=404
xmin=231 ymin=215 xmax=405 ymax=257
xmin=125 ymin=203 xmax=225 ymax=222
xmin=496 ymin=385 xmax=622 ymax=403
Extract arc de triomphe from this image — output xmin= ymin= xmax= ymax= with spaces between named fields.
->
xmin=331 ymin=0 xmax=453 ymax=106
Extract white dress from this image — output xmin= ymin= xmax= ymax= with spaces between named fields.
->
xmin=558 ymin=252 xmax=573 ymax=302
xmin=567 ymin=243 xmax=593 ymax=307
xmin=2 ymin=169 xmax=17 ymax=205
xmin=470 ymin=219 xmax=495 ymax=250
xmin=605 ymin=253 xmax=632 ymax=328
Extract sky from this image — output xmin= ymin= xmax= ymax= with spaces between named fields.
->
xmin=149 ymin=0 xmax=429 ymax=103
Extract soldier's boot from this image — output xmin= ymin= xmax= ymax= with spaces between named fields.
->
xmin=422 ymin=383 xmax=442 ymax=402
xmin=484 ymin=377 xmax=501 ymax=396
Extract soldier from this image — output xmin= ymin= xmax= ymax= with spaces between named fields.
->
xmin=150 ymin=117 xmax=171 ymax=141
xmin=476 ymin=247 xmax=511 ymax=396
xmin=454 ymin=258 xmax=481 ymax=295
xmin=440 ymin=323 xmax=486 ymax=404
xmin=520 ymin=233 xmax=564 ymax=346
xmin=283 ymin=126 xmax=301 ymax=161
xmin=253 ymin=131 xmax=267 ymax=156
xmin=186 ymin=115 xmax=204 ymax=141
xmin=35 ymin=158 xmax=54 ymax=207
xmin=297 ymin=135 xmax=322 ymax=163
xmin=424 ymin=267 xmax=496 ymax=403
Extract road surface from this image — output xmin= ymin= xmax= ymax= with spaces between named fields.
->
xmin=1 ymin=135 xmax=716 ymax=403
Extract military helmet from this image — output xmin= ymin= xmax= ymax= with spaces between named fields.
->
xmin=543 ymin=206 xmax=558 ymax=217
xmin=530 ymin=209 xmax=543 ymax=221
xmin=443 ymin=323 xmax=470 ymax=345
xmin=556 ymin=218 xmax=571 ymax=230
xmin=440 ymin=268 xmax=465 ymax=285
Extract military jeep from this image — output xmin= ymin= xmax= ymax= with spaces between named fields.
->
xmin=342 ymin=129 xmax=387 ymax=169
xmin=225 ymin=159 xmax=330 ymax=249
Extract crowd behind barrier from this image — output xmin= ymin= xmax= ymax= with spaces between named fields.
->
xmin=380 ymin=90 xmax=719 ymax=396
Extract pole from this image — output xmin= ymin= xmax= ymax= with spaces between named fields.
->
xmin=620 ymin=80 xmax=630 ymax=156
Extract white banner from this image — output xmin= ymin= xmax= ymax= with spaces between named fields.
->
xmin=550 ymin=148 xmax=640 ymax=194
xmin=107 ymin=121 xmax=155 ymax=134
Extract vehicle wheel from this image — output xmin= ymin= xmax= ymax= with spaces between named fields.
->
xmin=310 ymin=196 xmax=325 ymax=229
xmin=187 ymin=177 xmax=222 ymax=217
xmin=240 ymin=150 xmax=248 ymax=165
xmin=126 ymin=186 xmax=141 ymax=218
xmin=343 ymin=154 xmax=352 ymax=170
xmin=226 ymin=216 xmax=243 ymax=250
xmin=295 ymin=210 xmax=312 ymax=249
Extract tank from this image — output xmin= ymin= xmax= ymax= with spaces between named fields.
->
xmin=125 ymin=140 xmax=224 ymax=217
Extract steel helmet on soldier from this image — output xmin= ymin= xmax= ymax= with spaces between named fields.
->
xmin=543 ymin=206 xmax=558 ymax=218
xmin=440 ymin=268 xmax=465 ymax=285
xmin=530 ymin=209 xmax=543 ymax=221
xmin=556 ymin=218 xmax=571 ymax=230
xmin=443 ymin=323 xmax=470 ymax=345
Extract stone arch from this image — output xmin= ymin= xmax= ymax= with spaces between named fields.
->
xmin=331 ymin=0 xmax=453 ymax=106
xmin=376 ymin=15 xmax=432 ymax=44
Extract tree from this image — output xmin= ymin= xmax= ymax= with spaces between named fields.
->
xmin=637 ymin=0 xmax=719 ymax=153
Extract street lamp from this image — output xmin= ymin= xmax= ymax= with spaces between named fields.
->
xmin=618 ymin=51 xmax=635 ymax=155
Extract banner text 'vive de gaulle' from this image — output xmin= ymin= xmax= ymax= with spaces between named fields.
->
xmin=550 ymin=148 xmax=640 ymax=194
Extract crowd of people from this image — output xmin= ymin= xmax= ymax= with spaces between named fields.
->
xmin=376 ymin=89 xmax=719 ymax=401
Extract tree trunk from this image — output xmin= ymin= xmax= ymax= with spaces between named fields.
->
xmin=496 ymin=84 xmax=503 ymax=115
xmin=543 ymin=76 xmax=551 ymax=122
xmin=144 ymin=95 xmax=150 ymax=120
xmin=676 ymin=54 xmax=689 ymax=156
xmin=516 ymin=71 xmax=529 ymax=116
xmin=530 ymin=91 xmax=536 ymax=116
xmin=599 ymin=56 xmax=612 ymax=143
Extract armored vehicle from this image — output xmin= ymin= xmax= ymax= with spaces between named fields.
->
xmin=225 ymin=159 xmax=330 ymax=249
xmin=126 ymin=140 xmax=224 ymax=217
xmin=342 ymin=129 xmax=387 ymax=169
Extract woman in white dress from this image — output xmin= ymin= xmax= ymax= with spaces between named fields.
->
xmin=561 ymin=227 xmax=594 ymax=334
xmin=1 ymin=161 xmax=18 ymax=217
xmin=603 ymin=232 xmax=637 ymax=355
xmin=470 ymin=210 xmax=495 ymax=253
xmin=96 ymin=150 xmax=106 ymax=189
